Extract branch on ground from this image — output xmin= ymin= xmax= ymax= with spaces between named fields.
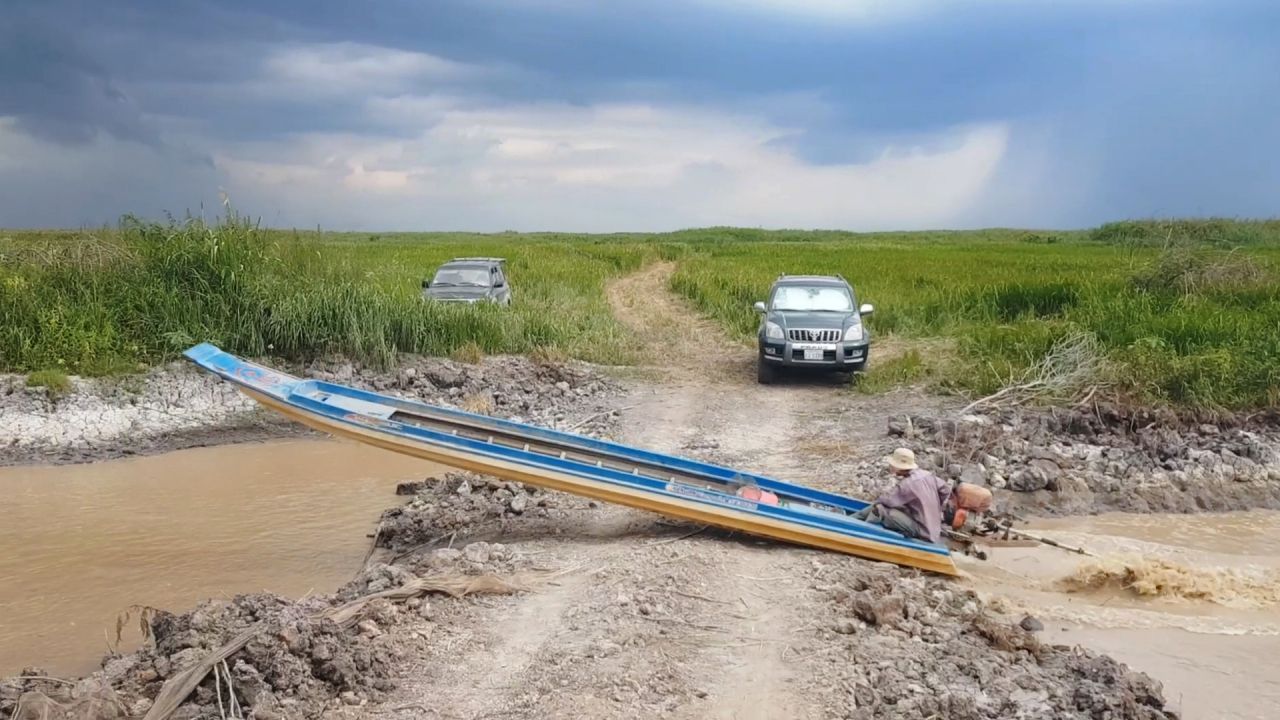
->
xmin=142 ymin=572 xmax=528 ymax=720
xmin=962 ymin=332 xmax=1111 ymax=414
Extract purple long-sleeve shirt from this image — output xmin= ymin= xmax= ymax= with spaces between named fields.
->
xmin=875 ymin=469 xmax=952 ymax=543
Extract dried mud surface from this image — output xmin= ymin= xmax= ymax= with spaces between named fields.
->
xmin=1 ymin=354 xmax=622 ymax=467
xmin=863 ymin=407 xmax=1280 ymax=516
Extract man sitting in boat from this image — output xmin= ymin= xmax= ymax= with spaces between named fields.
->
xmin=853 ymin=448 xmax=952 ymax=544
xmin=854 ymin=448 xmax=994 ymax=545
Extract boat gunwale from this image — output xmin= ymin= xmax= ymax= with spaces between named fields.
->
xmin=288 ymin=392 xmax=947 ymax=555
xmin=302 ymin=379 xmax=873 ymax=514
xmin=181 ymin=343 xmax=958 ymax=573
xmin=247 ymin=387 xmax=957 ymax=576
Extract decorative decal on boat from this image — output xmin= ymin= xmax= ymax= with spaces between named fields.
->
xmin=234 ymin=366 xmax=282 ymax=386
xmin=343 ymin=412 xmax=394 ymax=428
xmin=666 ymin=482 xmax=755 ymax=510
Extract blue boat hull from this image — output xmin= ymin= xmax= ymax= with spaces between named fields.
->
xmin=183 ymin=344 xmax=958 ymax=575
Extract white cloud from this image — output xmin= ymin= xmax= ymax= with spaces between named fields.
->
xmin=363 ymin=94 xmax=465 ymax=128
xmin=209 ymin=100 xmax=1009 ymax=231
xmin=697 ymin=0 xmax=929 ymax=22
xmin=485 ymin=0 xmax=928 ymax=21
xmin=261 ymin=42 xmax=488 ymax=98
xmin=342 ymin=163 xmax=413 ymax=191
xmin=695 ymin=0 xmax=1158 ymax=23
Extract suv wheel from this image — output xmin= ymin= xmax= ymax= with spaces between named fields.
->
xmin=757 ymin=357 xmax=778 ymax=384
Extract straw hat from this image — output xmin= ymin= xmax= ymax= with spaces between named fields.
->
xmin=886 ymin=448 xmax=918 ymax=471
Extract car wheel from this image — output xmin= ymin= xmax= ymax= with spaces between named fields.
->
xmin=757 ymin=357 xmax=778 ymax=384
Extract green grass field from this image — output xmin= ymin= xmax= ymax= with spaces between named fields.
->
xmin=2 ymin=217 xmax=1277 ymax=410
xmin=669 ymin=223 xmax=1280 ymax=409
xmin=0 ymin=217 xmax=661 ymax=375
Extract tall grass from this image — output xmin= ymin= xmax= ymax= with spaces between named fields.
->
xmin=1090 ymin=218 xmax=1280 ymax=248
xmin=669 ymin=231 xmax=1280 ymax=410
xmin=0 ymin=216 xmax=654 ymax=373
xmin=4 ymin=217 xmax=1277 ymax=410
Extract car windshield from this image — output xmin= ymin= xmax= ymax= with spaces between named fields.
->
xmin=432 ymin=267 xmax=491 ymax=287
xmin=771 ymin=285 xmax=853 ymax=312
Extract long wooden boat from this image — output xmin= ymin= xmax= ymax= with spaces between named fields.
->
xmin=184 ymin=343 xmax=958 ymax=575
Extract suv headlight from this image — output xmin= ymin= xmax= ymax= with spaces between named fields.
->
xmin=765 ymin=322 xmax=784 ymax=340
xmin=844 ymin=323 xmax=863 ymax=341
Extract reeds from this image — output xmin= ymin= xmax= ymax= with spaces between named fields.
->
xmin=669 ymin=225 xmax=1280 ymax=410
xmin=0 ymin=215 xmax=655 ymax=374
xmin=4 ymin=217 xmax=1276 ymax=409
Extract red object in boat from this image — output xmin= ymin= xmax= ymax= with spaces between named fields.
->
xmin=737 ymin=486 xmax=780 ymax=506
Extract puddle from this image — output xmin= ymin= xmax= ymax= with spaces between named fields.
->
xmin=0 ymin=439 xmax=442 ymax=676
xmin=961 ymin=510 xmax=1280 ymax=720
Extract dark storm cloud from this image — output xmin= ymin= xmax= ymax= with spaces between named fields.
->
xmin=0 ymin=7 xmax=157 ymax=144
xmin=1 ymin=0 xmax=1278 ymax=228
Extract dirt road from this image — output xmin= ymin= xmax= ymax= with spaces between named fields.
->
xmin=8 ymin=263 xmax=1235 ymax=719
xmin=377 ymin=263 xmax=968 ymax=719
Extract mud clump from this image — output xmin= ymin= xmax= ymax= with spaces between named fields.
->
xmin=880 ymin=406 xmax=1280 ymax=515
xmin=807 ymin=561 xmax=1174 ymax=719
xmin=1 ymin=670 xmax=130 ymax=720
xmin=0 ymin=553 xmax=526 ymax=720
xmin=340 ymin=542 xmax=536 ymax=603
xmin=303 ymin=354 xmax=622 ymax=436
xmin=0 ymin=594 xmax=391 ymax=720
xmin=123 ymin=593 xmax=409 ymax=719
xmin=378 ymin=471 xmax=571 ymax=552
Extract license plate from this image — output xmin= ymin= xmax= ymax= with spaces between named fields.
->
xmin=803 ymin=348 xmax=825 ymax=360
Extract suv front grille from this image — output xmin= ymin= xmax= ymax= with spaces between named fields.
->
xmin=792 ymin=349 xmax=837 ymax=362
xmin=787 ymin=328 xmax=840 ymax=342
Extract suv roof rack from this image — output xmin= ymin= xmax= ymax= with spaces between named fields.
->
xmin=449 ymin=257 xmax=506 ymax=264
xmin=775 ymin=272 xmax=846 ymax=281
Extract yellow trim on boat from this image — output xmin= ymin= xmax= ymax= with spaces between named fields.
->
xmin=242 ymin=387 xmax=959 ymax=576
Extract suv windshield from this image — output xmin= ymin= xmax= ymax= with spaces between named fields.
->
xmin=432 ymin=267 xmax=491 ymax=287
xmin=771 ymin=285 xmax=853 ymax=312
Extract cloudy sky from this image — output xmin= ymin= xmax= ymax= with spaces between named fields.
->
xmin=2 ymin=0 xmax=1277 ymax=231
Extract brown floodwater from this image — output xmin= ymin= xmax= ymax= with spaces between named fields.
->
xmin=960 ymin=510 xmax=1280 ymax=720
xmin=0 ymin=439 xmax=441 ymax=677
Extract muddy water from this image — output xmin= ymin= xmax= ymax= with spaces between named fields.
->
xmin=961 ymin=510 xmax=1280 ymax=720
xmin=0 ymin=439 xmax=441 ymax=677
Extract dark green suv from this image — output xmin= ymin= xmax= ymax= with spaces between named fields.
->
xmin=421 ymin=257 xmax=513 ymax=306
xmin=753 ymin=274 xmax=873 ymax=384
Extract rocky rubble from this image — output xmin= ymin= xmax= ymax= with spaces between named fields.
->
xmin=804 ymin=559 xmax=1173 ymax=720
xmin=0 ymin=543 xmax=529 ymax=720
xmin=1 ymin=592 xmax=412 ymax=720
xmin=301 ymin=353 xmax=621 ymax=434
xmin=870 ymin=406 xmax=1280 ymax=514
xmin=379 ymin=471 xmax=582 ymax=551
xmin=2 ymin=354 xmax=621 ymax=466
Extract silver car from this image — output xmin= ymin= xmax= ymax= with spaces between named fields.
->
xmin=421 ymin=258 xmax=513 ymax=306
